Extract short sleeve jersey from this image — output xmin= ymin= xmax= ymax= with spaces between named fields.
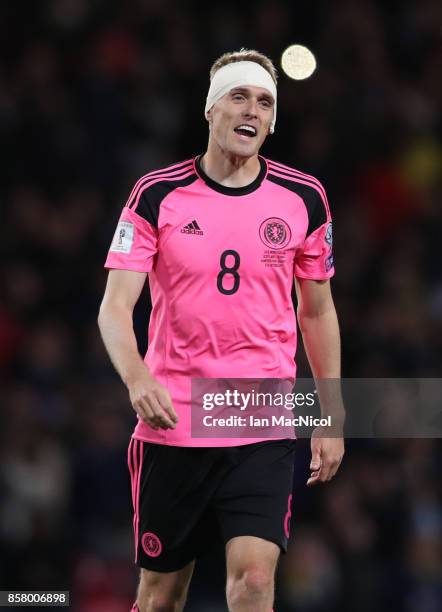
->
xmin=105 ymin=155 xmax=335 ymax=446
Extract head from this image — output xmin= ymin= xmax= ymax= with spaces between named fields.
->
xmin=205 ymin=49 xmax=278 ymax=159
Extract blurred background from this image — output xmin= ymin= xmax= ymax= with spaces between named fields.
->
xmin=0 ymin=0 xmax=441 ymax=610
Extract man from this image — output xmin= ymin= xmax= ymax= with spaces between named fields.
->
xmin=98 ymin=48 xmax=344 ymax=612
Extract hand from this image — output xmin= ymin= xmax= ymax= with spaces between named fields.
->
xmin=307 ymin=429 xmax=344 ymax=487
xmin=127 ymin=371 xmax=178 ymax=430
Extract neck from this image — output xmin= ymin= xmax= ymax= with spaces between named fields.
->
xmin=201 ymin=140 xmax=261 ymax=188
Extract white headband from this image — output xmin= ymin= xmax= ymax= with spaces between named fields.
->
xmin=205 ymin=61 xmax=277 ymax=134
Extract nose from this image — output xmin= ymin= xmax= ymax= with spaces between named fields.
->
xmin=243 ymin=97 xmax=258 ymax=118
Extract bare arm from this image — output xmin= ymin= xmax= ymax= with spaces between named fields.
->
xmin=295 ymin=277 xmax=345 ymax=485
xmin=98 ymin=269 xmax=178 ymax=430
xmin=295 ymin=278 xmax=340 ymax=378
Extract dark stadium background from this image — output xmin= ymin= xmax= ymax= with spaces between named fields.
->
xmin=0 ymin=0 xmax=441 ymax=610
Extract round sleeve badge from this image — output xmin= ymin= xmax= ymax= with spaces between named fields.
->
xmin=259 ymin=218 xmax=292 ymax=250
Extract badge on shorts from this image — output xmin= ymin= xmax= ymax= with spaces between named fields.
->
xmin=142 ymin=532 xmax=162 ymax=557
xmin=110 ymin=221 xmax=134 ymax=254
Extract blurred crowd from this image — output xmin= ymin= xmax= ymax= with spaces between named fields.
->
xmin=0 ymin=0 xmax=441 ymax=610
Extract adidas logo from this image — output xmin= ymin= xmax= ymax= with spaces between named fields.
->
xmin=180 ymin=220 xmax=204 ymax=235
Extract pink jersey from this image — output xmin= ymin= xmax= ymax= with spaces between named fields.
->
xmin=105 ymin=155 xmax=334 ymax=446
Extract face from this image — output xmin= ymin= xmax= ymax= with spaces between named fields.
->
xmin=207 ymin=85 xmax=275 ymax=159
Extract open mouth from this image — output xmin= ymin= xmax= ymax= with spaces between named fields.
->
xmin=234 ymin=124 xmax=257 ymax=138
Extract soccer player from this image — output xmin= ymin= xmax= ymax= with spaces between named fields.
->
xmin=98 ymin=49 xmax=344 ymax=612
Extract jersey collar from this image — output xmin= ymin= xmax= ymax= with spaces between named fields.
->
xmin=194 ymin=154 xmax=267 ymax=196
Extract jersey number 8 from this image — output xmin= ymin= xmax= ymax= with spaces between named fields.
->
xmin=217 ymin=250 xmax=240 ymax=295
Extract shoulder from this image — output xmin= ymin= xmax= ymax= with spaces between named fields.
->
xmin=125 ymin=158 xmax=198 ymax=227
xmin=265 ymin=157 xmax=328 ymax=206
xmin=264 ymin=157 xmax=330 ymax=235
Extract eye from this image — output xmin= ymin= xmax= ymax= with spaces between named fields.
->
xmin=232 ymin=93 xmax=245 ymax=101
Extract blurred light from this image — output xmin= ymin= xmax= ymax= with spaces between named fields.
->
xmin=281 ymin=45 xmax=317 ymax=80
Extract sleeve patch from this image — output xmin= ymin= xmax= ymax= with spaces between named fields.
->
xmin=325 ymin=222 xmax=333 ymax=246
xmin=110 ymin=221 xmax=134 ymax=254
xmin=325 ymin=253 xmax=334 ymax=272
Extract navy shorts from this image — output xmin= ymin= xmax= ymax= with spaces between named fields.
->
xmin=128 ymin=438 xmax=295 ymax=572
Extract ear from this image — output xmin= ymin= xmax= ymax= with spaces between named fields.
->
xmin=206 ymin=109 xmax=212 ymax=124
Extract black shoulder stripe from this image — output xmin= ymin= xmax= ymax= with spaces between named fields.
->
xmin=268 ymin=163 xmax=329 ymax=215
xmin=146 ymin=159 xmax=194 ymax=178
xmin=268 ymin=173 xmax=327 ymax=237
xmin=128 ymin=164 xmax=194 ymax=209
xmin=135 ymin=173 xmax=198 ymax=228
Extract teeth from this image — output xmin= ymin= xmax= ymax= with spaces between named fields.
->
xmin=236 ymin=125 xmax=256 ymax=135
